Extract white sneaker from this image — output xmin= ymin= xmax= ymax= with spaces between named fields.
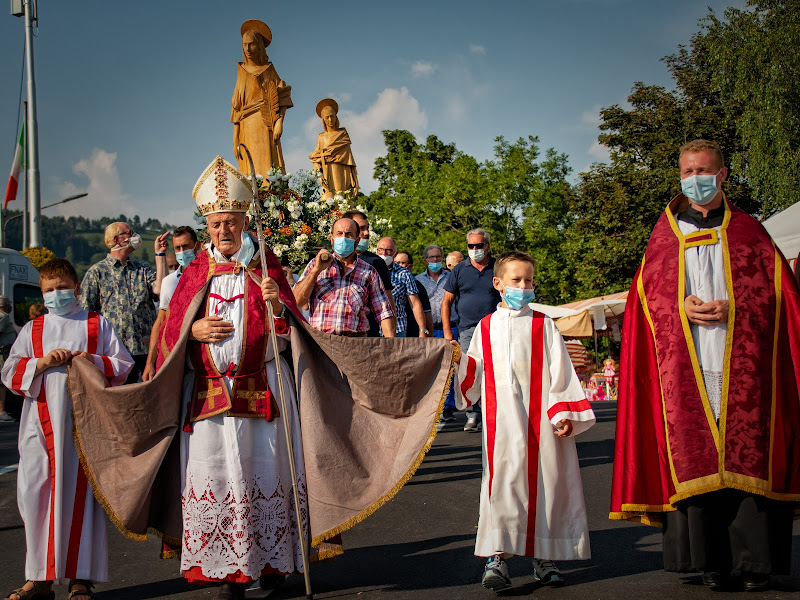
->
xmin=482 ymin=554 xmax=512 ymax=592
xmin=532 ymin=558 xmax=564 ymax=586
xmin=464 ymin=412 xmax=480 ymax=432
xmin=0 ymin=411 xmax=14 ymax=422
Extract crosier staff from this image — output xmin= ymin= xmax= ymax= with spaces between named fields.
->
xmin=237 ymin=143 xmax=313 ymax=600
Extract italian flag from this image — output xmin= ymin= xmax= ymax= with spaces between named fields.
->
xmin=4 ymin=122 xmax=25 ymax=209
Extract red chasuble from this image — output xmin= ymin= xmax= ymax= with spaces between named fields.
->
xmin=610 ymin=195 xmax=800 ymax=526
xmin=155 ymin=243 xmax=300 ymax=426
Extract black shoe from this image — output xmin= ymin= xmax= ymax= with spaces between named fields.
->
xmin=742 ymin=573 xmax=769 ymax=592
xmin=259 ymin=573 xmax=286 ymax=591
xmin=702 ymin=571 xmax=725 ymax=590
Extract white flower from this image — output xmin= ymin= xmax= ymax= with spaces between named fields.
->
xmin=270 ymin=208 xmax=280 ymax=219
xmin=255 ymin=174 xmax=264 ymax=181
xmin=268 ymin=175 xmax=279 ymax=183
xmin=325 ymin=196 xmax=335 ymax=206
xmin=306 ymin=201 xmax=319 ymax=211
xmin=333 ymin=194 xmax=344 ymax=203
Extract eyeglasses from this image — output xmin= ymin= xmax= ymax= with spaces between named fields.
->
xmin=467 ymin=243 xmax=486 ymax=249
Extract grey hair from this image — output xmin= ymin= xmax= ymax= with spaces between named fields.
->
xmin=423 ymin=244 xmax=443 ymax=259
xmin=466 ymin=228 xmax=490 ymax=244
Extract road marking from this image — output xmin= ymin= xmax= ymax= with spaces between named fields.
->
xmin=0 ymin=463 xmax=18 ymax=475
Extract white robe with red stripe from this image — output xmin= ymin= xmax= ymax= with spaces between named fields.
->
xmin=1 ymin=307 xmax=133 ymax=584
xmin=457 ymin=305 xmax=595 ymax=559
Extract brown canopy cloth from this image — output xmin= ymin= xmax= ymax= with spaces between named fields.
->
xmin=68 ymin=306 xmax=455 ymax=561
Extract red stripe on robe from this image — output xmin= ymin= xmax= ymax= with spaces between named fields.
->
xmin=481 ymin=316 xmax=497 ymax=499
xmin=11 ymin=357 xmax=31 ymax=392
xmin=86 ymin=312 xmax=99 ymax=354
xmin=460 ymin=356 xmax=477 ymax=405
xmin=524 ymin=313 xmax=545 ymax=556
xmin=547 ymin=399 xmax=593 ymax=421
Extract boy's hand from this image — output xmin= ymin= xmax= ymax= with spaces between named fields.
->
xmin=555 ymin=419 xmax=573 ymax=437
xmin=71 ymin=351 xmax=91 ymax=362
xmin=450 ymin=340 xmax=462 ymax=364
xmin=35 ymin=348 xmax=72 ymax=376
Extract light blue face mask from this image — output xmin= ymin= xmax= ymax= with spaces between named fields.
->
xmin=427 ymin=262 xmax=443 ymax=273
xmin=681 ymin=172 xmax=720 ymax=206
xmin=356 ymin=238 xmax=369 ymax=252
xmin=333 ymin=236 xmax=356 ymax=258
xmin=175 ymin=249 xmax=196 ymax=268
xmin=502 ymin=286 xmax=536 ymax=310
xmin=43 ymin=289 xmax=80 ymax=316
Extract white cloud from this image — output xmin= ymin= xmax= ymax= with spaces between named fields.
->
xmin=54 ymin=149 xmax=135 ymax=219
xmin=581 ymin=105 xmax=603 ymax=129
xmin=469 ymin=43 xmax=487 ymax=55
xmin=410 ymin=60 xmax=437 ymax=77
xmin=588 ymin=140 xmax=611 ymax=163
xmin=282 ymin=87 xmax=427 ymax=194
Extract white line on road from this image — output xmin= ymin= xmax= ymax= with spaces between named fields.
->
xmin=0 ymin=463 xmax=18 ymax=475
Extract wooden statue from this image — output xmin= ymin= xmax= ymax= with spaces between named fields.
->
xmin=309 ymin=98 xmax=359 ymax=199
xmin=231 ymin=19 xmax=293 ymax=177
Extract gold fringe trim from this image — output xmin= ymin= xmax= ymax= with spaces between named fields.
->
xmin=310 ymin=544 xmax=344 ymax=562
xmin=609 ymin=511 xmax=665 ymax=528
xmin=71 ymin=410 xmax=180 ymax=547
xmin=311 ymin=344 xmax=457 ymax=547
xmin=160 ymin=549 xmax=180 ymax=560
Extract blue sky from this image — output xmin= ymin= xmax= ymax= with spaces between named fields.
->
xmin=0 ymin=0 xmax=745 ymax=227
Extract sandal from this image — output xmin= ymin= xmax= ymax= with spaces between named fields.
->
xmin=67 ymin=580 xmax=94 ymax=599
xmin=4 ymin=581 xmax=54 ymax=600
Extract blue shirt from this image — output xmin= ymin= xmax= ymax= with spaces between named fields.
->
xmin=443 ymin=257 xmax=500 ymax=329
xmin=416 ymin=270 xmax=458 ymax=328
xmin=389 ymin=263 xmax=418 ymax=335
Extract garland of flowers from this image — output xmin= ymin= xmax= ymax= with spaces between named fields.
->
xmin=194 ymin=169 xmax=391 ymax=271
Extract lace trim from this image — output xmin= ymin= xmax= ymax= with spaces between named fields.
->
xmin=181 ymin=473 xmax=307 ymax=580
xmin=702 ymin=369 xmax=723 ymax=421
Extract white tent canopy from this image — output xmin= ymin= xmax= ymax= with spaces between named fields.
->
xmin=763 ymin=200 xmax=800 ymax=264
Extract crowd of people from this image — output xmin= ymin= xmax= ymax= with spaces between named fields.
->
xmin=1 ymin=139 xmax=799 ymax=600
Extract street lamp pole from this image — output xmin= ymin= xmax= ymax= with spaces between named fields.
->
xmin=23 ymin=0 xmax=41 ymax=247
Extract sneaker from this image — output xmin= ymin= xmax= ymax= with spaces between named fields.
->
xmin=532 ymin=558 xmax=564 ymax=586
xmin=0 ymin=411 xmax=14 ymax=422
xmin=482 ymin=554 xmax=512 ymax=592
xmin=442 ymin=408 xmax=456 ymax=422
xmin=464 ymin=412 xmax=481 ymax=432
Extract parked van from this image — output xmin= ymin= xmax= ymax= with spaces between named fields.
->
xmin=0 ymin=248 xmax=41 ymax=329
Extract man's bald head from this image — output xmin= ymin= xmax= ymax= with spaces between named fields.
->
xmin=376 ymin=237 xmax=397 ymax=258
xmin=331 ymin=218 xmax=358 ymax=237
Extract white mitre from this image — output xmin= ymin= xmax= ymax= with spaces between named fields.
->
xmin=192 ymin=155 xmax=253 ymax=216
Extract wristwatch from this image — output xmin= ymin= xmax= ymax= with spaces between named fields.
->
xmin=422 ymin=328 xmax=430 ymax=335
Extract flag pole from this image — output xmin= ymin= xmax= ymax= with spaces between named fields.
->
xmin=237 ymin=143 xmax=313 ymax=599
xmin=23 ymin=0 xmax=41 ymax=247
xmin=22 ymin=101 xmax=28 ymax=249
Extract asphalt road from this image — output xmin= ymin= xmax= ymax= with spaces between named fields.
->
xmin=0 ymin=402 xmax=797 ymax=599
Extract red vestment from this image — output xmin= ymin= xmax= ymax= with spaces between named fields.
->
xmin=610 ymin=195 xmax=800 ymax=526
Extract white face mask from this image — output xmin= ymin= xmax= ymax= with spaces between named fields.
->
xmin=111 ymin=232 xmax=142 ymax=252
xmin=468 ymin=248 xmax=486 ymax=262
xmin=381 ymin=254 xmax=394 ymax=266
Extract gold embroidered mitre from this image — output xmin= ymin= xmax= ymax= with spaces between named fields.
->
xmin=192 ymin=156 xmax=253 ymax=216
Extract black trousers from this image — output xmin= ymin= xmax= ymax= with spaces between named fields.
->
xmin=662 ymin=488 xmax=793 ymax=575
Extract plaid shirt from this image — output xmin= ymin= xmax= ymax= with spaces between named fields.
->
xmin=80 ymin=254 xmax=157 ymax=356
xmin=389 ymin=263 xmax=418 ymax=335
xmin=300 ymin=256 xmax=394 ymax=335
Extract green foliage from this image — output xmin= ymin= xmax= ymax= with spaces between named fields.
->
xmin=368 ymin=131 xmax=574 ymax=303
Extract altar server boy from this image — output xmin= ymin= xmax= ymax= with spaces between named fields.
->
xmin=2 ymin=258 xmax=132 ymax=600
xmin=456 ymin=251 xmax=595 ymax=592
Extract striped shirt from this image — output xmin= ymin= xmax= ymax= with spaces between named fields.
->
xmin=300 ymin=256 xmax=394 ymax=335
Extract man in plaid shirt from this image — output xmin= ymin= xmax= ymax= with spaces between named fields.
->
xmin=294 ymin=218 xmax=396 ymax=337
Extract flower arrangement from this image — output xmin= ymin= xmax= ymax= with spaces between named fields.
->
xmin=195 ymin=168 xmax=369 ymax=270
xmin=22 ymin=246 xmax=56 ymax=270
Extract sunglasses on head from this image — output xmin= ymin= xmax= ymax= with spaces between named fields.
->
xmin=467 ymin=243 xmax=486 ymax=249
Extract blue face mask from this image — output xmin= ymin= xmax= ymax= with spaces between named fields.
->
xmin=43 ymin=289 xmax=80 ymax=316
xmin=356 ymin=238 xmax=369 ymax=252
xmin=427 ymin=262 xmax=443 ymax=273
xmin=333 ymin=236 xmax=356 ymax=258
xmin=502 ymin=286 xmax=535 ymax=311
xmin=680 ymin=172 xmax=720 ymax=206
xmin=175 ymin=249 xmax=195 ymax=268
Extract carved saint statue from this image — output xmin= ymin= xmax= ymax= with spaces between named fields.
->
xmin=309 ymin=98 xmax=359 ymax=199
xmin=231 ymin=19 xmax=293 ymax=177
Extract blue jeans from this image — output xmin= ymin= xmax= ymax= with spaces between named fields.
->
xmin=434 ymin=327 xmax=458 ymax=411
xmin=458 ymin=326 xmax=480 ymax=414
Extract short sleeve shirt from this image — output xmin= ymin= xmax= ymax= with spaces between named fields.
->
xmin=300 ymin=256 xmax=394 ymax=335
xmin=80 ymin=255 xmax=157 ymax=356
xmin=158 ymin=269 xmax=182 ymax=310
xmin=389 ymin=263 xmax=419 ymax=335
xmin=443 ymin=257 xmax=501 ymax=329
